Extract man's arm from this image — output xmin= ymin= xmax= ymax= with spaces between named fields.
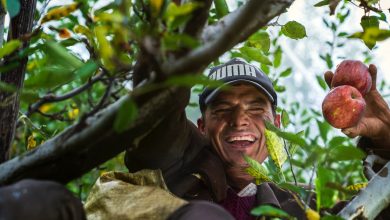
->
xmin=124 ymin=87 xmax=208 ymax=178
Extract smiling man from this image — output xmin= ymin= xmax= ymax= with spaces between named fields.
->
xmin=125 ymin=58 xmax=390 ymax=220
xmin=197 ymin=60 xmax=280 ymax=191
xmin=125 ymin=58 xmax=301 ymax=219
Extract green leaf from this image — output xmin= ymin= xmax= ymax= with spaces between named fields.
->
xmin=316 ymin=120 xmax=331 ymax=142
xmin=281 ymin=109 xmax=290 ymax=128
xmin=322 ymin=216 xmax=344 ymax=220
xmin=243 ymin=155 xmax=271 ymax=184
xmin=316 ymin=75 xmax=327 ymax=90
xmin=114 ymin=98 xmax=138 ymax=133
xmin=214 ymin=0 xmax=229 ymax=18
xmin=74 ymin=61 xmax=98 ymax=82
xmin=239 ymin=46 xmax=272 ymax=65
xmin=60 ymin=38 xmax=80 ymax=47
xmin=349 ymin=27 xmax=390 ymax=50
xmin=167 ymin=2 xmax=202 ymax=17
xmin=45 ymin=41 xmax=83 ymax=70
xmin=0 ymin=40 xmax=21 ymax=59
xmin=279 ymin=68 xmax=292 ymax=77
xmin=163 ymin=33 xmax=200 ymax=51
xmin=316 ymin=166 xmax=337 ymax=209
xmin=281 ymin=21 xmax=307 ymax=40
xmin=320 ymin=53 xmax=333 ymax=69
xmin=274 ymin=85 xmax=285 ymax=92
xmin=314 ymin=0 xmax=329 ymax=7
xmin=6 ymin=0 xmax=21 ymax=18
xmin=164 ymin=2 xmax=202 ymax=21
xmin=273 ymin=46 xmax=282 ymax=68
xmin=278 ymin=182 xmax=309 ymax=202
xmin=265 ymin=121 xmax=307 ymax=147
xmin=261 ymin=63 xmax=270 ymax=75
xmin=20 ymin=89 xmax=40 ymax=103
xmin=288 ymin=130 xmax=304 ymax=155
xmin=337 ymin=32 xmax=348 ymax=37
xmin=24 ymin=66 xmax=74 ymax=89
xmin=247 ymin=31 xmax=270 ymax=53
xmin=329 ymin=146 xmax=365 ymax=161
xmin=327 ymin=136 xmax=348 ymax=147
xmin=251 ymin=205 xmax=292 ymax=219
xmin=361 ymin=16 xmax=379 ymax=31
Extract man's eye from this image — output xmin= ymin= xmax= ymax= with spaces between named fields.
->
xmin=214 ymin=108 xmax=231 ymax=113
xmin=249 ymin=107 xmax=264 ymax=112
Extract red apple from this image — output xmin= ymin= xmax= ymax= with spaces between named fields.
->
xmin=331 ymin=60 xmax=372 ymax=95
xmin=322 ymin=85 xmax=366 ymax=129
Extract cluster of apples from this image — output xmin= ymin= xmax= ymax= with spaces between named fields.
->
xmin=322 ymin=60 xmax=372 ymax=129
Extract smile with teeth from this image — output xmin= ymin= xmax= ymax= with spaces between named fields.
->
xmin=226 ymin=135 xmax=256 ymax=143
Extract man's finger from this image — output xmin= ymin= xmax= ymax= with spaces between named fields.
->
xmin=324 ymin=71 xmax=334 ymax=88
xmin=341 ymin=127 xmax=359 ymax=138
xmin=368 ymin=64 xmax=377 ymax=90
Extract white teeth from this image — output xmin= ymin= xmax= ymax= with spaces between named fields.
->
xmin=227 ymin=136 xmax=255 ymax=142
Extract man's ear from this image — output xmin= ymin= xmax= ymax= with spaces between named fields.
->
xmin=274 ymin=114 xmax=281 ymax=128
xmin=197 ymin=118 xmax=205 ymax=135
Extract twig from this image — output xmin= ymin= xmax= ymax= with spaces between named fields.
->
xmin=34 ymin=0 xmax=52 ymax=28
xmin=36 ymin=108 xmax=72 ymax=122
xmin=26 ymin=72 xmax=105 ymax=116
xmin=18 ymin=112 xmax=48 ymax=139
xmin=347 ymin=0 xmax=382 ymax=13
xmin=305 ymin=165 xmax=317 ymax=209
xmin=283 ymin=139 xmax=297 ymax=186
xmin=82 ymin=77 xmax=113 ymax=119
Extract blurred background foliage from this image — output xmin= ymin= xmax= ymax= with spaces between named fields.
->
xmin=1 ymin=0 xmax=389 ymax=213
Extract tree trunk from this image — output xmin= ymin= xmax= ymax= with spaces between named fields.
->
xmin=0 ymin=3 xmax=6 ymax=46
xmin=0 ymin=0 xmax=37 ymax=163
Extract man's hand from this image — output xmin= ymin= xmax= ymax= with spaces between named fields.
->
xmin=324 ymin=64 xmax=390 ymax=148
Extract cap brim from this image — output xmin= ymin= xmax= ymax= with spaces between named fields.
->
xmin=204 ymin=79 xmax=275 ymax=105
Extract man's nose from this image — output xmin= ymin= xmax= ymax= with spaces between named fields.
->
xmin=229 ymin=107 xmax=249 ymax=128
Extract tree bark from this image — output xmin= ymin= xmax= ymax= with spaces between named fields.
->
xmin=0 ymin=0 xmax=37 ymax=163
xmin=338 ymin=161 xmax=390 ymax=219
xmin=0 ymin=3 xmax=6 ymax=46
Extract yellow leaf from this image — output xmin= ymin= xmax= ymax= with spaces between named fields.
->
xmin=41 ymin=3 xmax=80 ymax=24
xmin=39 ymin=103 xmax=53 ymax=113
xmin=151 ymin=0 xmax=163 ymax=17
xmin=27 ymin=135 xmax=37 ymax=150
xmin=264 ymin=129 xmax=287 ymax=170
xmin=245 ymin=167 xmax=272 ymax=183
xmin=27 ymin=60 xmax=38 ymax=72
xmin=74 ymin=25 xmax=92 ymax=37
xmin=94 ymin=11 xmax=124 ymax=23
xmin=305 ymin=208 xmax=320 ymax=220
xmin=68 ymin=108 xmax=79 ymax=120
xmin=94 ymin=25 xmax=114 ymax=70
xmin=346 ymin=182 xmax=368 ymax=193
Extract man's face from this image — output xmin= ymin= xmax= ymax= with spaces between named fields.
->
xmin=198 ymin=83 xmax=278 ymax=167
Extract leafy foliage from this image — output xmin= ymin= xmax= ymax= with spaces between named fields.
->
xmin=0 ymin=1 xmax=389 ymax=218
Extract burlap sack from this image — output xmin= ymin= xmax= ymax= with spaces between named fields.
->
xmin=84 ymin=170 xmax=187 ymax=220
